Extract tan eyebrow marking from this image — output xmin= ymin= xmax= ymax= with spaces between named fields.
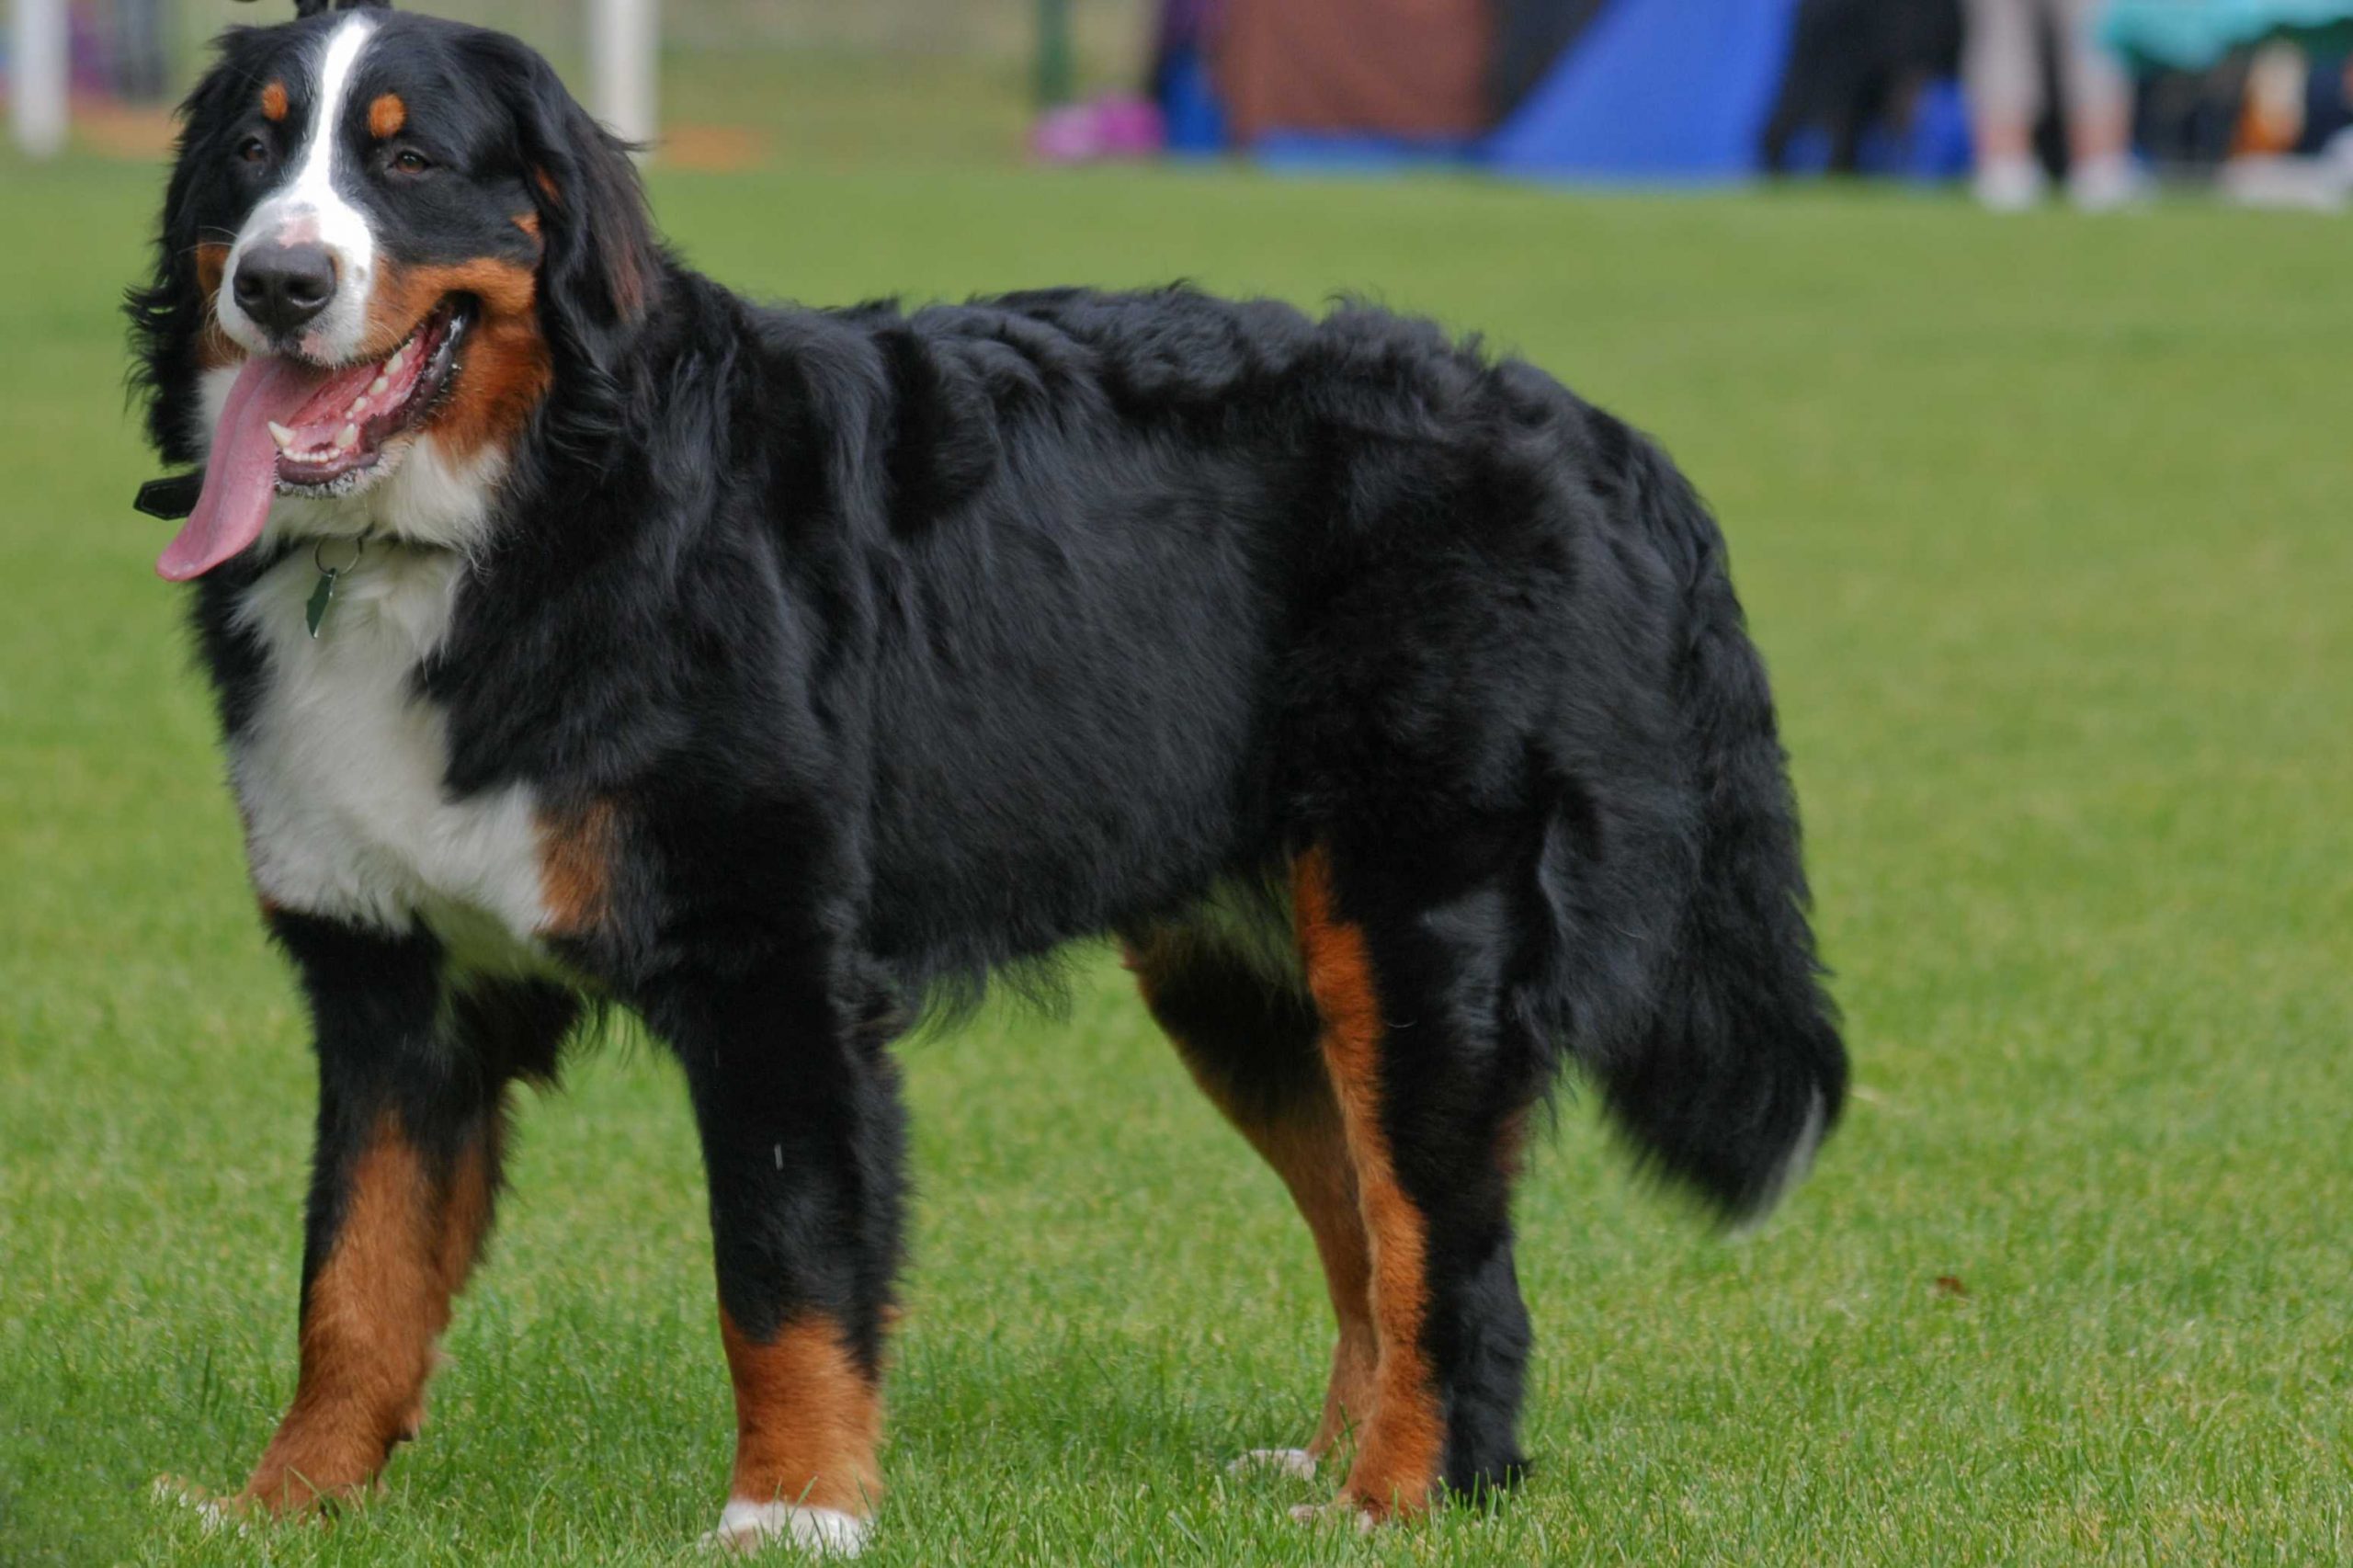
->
xmin=368 ymin=92 xmax=406 ymax=140
xmin=260 ymin=81 xmax=290 ymax=122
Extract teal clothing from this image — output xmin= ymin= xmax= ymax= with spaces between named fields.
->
xmin=2102 ymin=0 xmax=2353 ymax=69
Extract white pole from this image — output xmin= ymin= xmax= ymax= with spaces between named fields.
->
xmin=12 ymin=0 xmax=70 ymax=160
xmin=590 ymin=0 xmax=658 ymax=156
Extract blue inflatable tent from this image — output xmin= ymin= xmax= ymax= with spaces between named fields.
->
xmin=1481 ymin=0 xmax=1806 ymax=181
xmin=1197 ymin=0 xmax=1941 ymax=184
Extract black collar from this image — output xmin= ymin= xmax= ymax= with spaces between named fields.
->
xmin=133 ymin=472 xmax=204 ymax=520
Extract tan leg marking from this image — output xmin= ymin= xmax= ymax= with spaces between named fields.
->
xmin=237 ymin=1111 xmax=500 ymax=1513
xmin=1276 ymin=1100 xmax=1378 ymax=1460
xmin=1291 ymin=847 xmax=1443 ymax=1518
xmin=1129 ymin=932 xmax=1377 ymax=1460
xmin=721 ymin=1312 xmax=882 ymax=1517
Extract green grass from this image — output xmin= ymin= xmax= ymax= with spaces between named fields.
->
xmin=4 ymin=155 xmax=2351 ymax=1564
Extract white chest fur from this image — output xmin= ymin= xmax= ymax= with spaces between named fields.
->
xmin=231 ymin=545 xmax=555 ymax=965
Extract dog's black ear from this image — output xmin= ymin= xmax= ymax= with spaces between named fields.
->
xmin=125 ymin=58 xmax=254 ymax=461
xmin=474 ymin=35 xmax=661 ymax=389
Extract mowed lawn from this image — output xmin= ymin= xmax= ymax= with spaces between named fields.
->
xmin=2 ymin=155 xmax=2349 ymax=1566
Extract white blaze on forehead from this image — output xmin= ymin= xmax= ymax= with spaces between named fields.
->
xmin=218 ymin=14 xmax=381 ymax=364
xmin=278 ymin=17 xmax=376 ymax=253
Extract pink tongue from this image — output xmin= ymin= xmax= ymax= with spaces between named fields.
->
xmin=156 ymin=357 xmax=336 ymax=582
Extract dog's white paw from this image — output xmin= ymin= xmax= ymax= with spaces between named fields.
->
xmin=700 ymin=1500 xmax=870 ymax=1557
xmin=1289 ymin=1500 xmax=1379 ymax=1532
xmin=1229 ymin=1447 xmax=1320 ymax=1481
xmin=150 ymin=1476 xmax=244 ymax=1535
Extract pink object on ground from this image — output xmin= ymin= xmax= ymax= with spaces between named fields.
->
xmin=1031 ymin=95 xmax=1166 ymax=163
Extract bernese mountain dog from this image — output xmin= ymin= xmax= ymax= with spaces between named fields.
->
xmin=128 ymin=0 xmax=1846 ymax=1551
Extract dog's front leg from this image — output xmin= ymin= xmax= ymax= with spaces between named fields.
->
xmin=648 ymin=966 xmax=905 ymax=1558
xmin=230 ymin=917 xmax=569 ymax=1515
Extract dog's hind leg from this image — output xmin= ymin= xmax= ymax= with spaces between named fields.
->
xmin=1125 ymin=903 xmax=1376 ymax=1472
xmin=232 ymin=922 xmax=575 ymax=1515
xmin=1289 ymin=845 xmax=1544 ymax=1519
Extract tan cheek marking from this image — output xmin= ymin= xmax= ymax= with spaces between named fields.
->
xmin=194 ymin=241 xmax=228 ymax=301
xmin=364 ymin=257 xmax=540 ymax=350
xmin=368 ymin=92 xmax=405 ymax=140
xmin=363 ymin=257 xmax=552 ymax=461
xmin=1292 ymin=847 xmax=1444 ymax=1518
xmin=721 ymin=1312 xmax=883 ymax=1517
xmin=437 ymin=307 xmax=552 ymax=462
xmin=193 ymin=243 xmax=239 ymax=371
xmin=512 ymin=210 xmax=541 ymax=240
xmin=439 ymin=311 xmax=552 ymax=459
xmin=261 ymin=81 xmax=289 ymax=122
xmin=537 ymin=800 xmax=618 ymax=936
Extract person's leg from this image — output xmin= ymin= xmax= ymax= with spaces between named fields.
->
xmin=1964 ymin=0 xmax=2049 ymax=207
xmin=2052 ymin=0 xmax=2145 ymax=207
xmin=117 ymin=0 xmax=167 ymax=102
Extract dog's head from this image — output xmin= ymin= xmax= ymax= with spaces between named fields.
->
xmin=130 ymin=0 xmax=659 ymax=577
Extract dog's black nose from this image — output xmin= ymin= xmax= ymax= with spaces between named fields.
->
xmin=232 ymin=243 xmax=337 ymax=337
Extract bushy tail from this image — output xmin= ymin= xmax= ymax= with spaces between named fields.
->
xmin=1592 ymin=441 xmax=1847 ymax=1221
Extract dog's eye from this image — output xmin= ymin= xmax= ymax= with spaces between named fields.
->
xmin=237 ymin=135 xmax=269 ymax=165
xmin=390 ymin=148 xmax=433 ymax=175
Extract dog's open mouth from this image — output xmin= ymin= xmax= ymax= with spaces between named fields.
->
xmin=272 ymin=301 xmax=469 ymax=492
xmin=156 ymin=299 xmax=472 ymax=582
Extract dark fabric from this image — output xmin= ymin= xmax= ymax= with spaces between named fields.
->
xmin=1485 ymin=0 xmax=1609 ymax=120
xmin=1759 ymin=0 xmax=1962 ymax=174
xmin=1215 ymin=0 xmax=1495 ymax=142
xmin=2299 ymin=52 xmax=2352 ymax=151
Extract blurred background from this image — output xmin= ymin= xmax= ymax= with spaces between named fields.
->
xmin=8 ymin=0 xmax=2353 ymax=207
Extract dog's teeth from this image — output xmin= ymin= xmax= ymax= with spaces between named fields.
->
xmin=387 ymin=345 xmax=408 ymax=371
xmin=369 ymin=375 xmax=389 ymax=396
xmin=267 ymin=421 xmax=295 ymax=449
xmin=334 ymin=423 xmax=360 ymax=450
xmin=346 ymin=398 xmax=367 ymax=417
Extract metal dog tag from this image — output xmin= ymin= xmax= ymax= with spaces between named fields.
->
xmin=304 ymin=569 xmax=338 ymax=639
xmin=305 ymin=536 xmax=365 ymax=640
